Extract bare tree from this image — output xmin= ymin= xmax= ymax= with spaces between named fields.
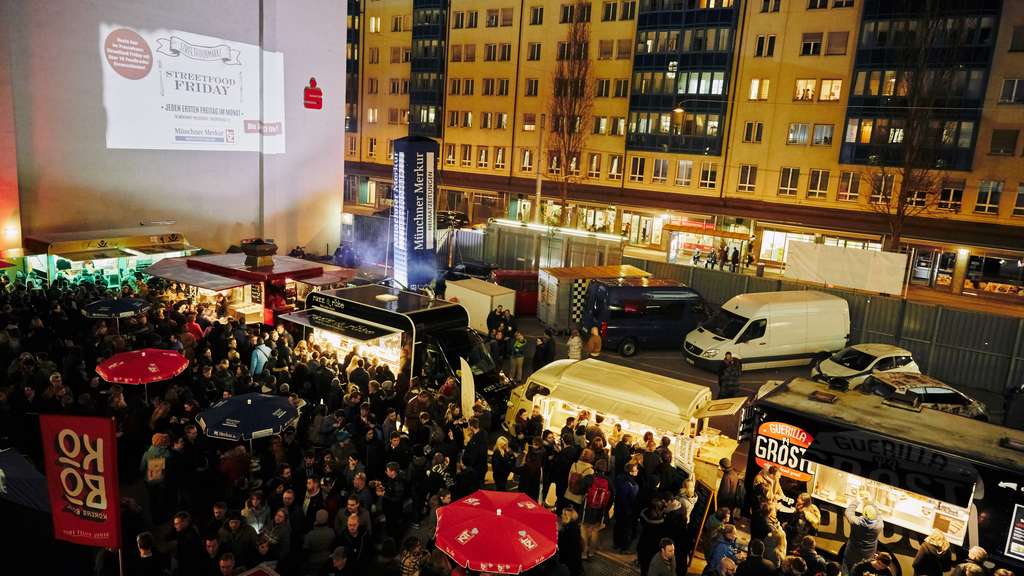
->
xmin=546 ymin=1 xmax=594 ymax=226
xmin=863 ymin=0 xmax=965 ymax=250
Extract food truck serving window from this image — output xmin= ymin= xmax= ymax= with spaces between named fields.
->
xmin=753 ymin=414 xmax=979 ymax=546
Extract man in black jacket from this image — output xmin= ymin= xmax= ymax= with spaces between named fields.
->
xmin=462 ymin=417 xmax=489 ymax=486
xmin=172 ymin=512 xmax=204 ymax=576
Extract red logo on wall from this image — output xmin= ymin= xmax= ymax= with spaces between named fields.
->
xmin=304 ymin=78 xmax=323 ymax=109
xmin=754 ymin=421 xmax=815 ymax=481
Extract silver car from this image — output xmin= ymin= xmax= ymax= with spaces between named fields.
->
xmin=811 ymin=343 xmax=920 ymax=389
xmin=864 ymin=372 xmax=989 ymax=421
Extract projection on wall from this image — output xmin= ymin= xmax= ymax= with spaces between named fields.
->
xmin=100 ymin=24 xmax=286 ymax=153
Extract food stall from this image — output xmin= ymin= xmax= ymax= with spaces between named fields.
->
xmin=23 ymin=226 xmax=199 ymax=286
xmin=145 ymin=245 xmax=356 ymax=325
xmin=537 ymin=264 xmax=651 ymax=333
xmin=747 ymin=378 xmax=1024 ymax=574
xmin=508 ymin=359 xmax=746 ymax=489
xmin=282 ymin=304 xmax=405 ymax=376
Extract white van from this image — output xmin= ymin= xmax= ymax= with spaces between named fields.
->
xmin=683 ymin=291 xmax=850 ymax=371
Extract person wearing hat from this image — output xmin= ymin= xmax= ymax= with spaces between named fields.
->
xmin=842 ymin=490 xmax=884 ymax=574
xmin=140 ymin=433 xmax=172 ymax=523
xmin=717 ymin=457 xmax=744 ymax=520
xmin=302 ymin=508 xmax=336 ymax=573
xmin=320 ymin=546 xmax=354 ymax=576
xmin=218 ymin=511 xmax=259 ymax=567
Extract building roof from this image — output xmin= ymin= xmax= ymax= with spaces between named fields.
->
xmin=447 ymin=277 xmax=515 ymax=297
xmin=540 ymin=264 xmax=650 ymax=280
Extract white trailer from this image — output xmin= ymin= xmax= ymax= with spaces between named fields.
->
xmin=445 ymin=278 xmax=516 ymax=334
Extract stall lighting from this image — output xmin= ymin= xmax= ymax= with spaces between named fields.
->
xmin=492 ymin=219 xmax=624 ymax=243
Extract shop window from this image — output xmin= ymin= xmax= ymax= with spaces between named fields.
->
xmin=975 ymin=180 xmax=1002 ymax=214
xmin=738 ymin=165 xmax=757 ymax=193
xmin=778 ymin=167 xmax=800 ymax=196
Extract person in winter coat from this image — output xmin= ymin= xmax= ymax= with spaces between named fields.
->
xmin=638 ymin=499 xmax=668 ymax=576
xmin=567 ymin=329 xmax=584 ymax=361
xmin=219 ymin=512 xmax=259 ymax=567
xmin=951 ymin=547 xmax=988 ymax=576
xmin=913 ymin=530 xmax=952 ymax=576
xmin=785 ymin=493 xmax=821 ymax=548
xmin=797 ymin=536 xmax=826 ymax=576
xmin=511 ymin=332 xmax=527 ymax=383
xmin=717 ymin=458 xmax=744 ymax=519
xmin=708 ymin=524 xmax=746 ymax=573
xmin=613 ymin=463 xmax=641 ymax=553
xmin=842 ymin=494 xmax=884 ymax=574
xmin=648 ymin=538 xmax=678 ymax=576
xmin=491 ymin=436 xmax=517 ymax=491
xmin=717 ymin=352 xmax=742 ymax=399
xmin=736 ymin=539 xmax=776 ymax=576
xmin=584 ymin=327 xmax=602 ymax=358
xmin=763 ymin=524 xmax=787 ymax=570
xmin=140 ymin=433 xmax=172 ymax=523
xmin=580 ymin=459 xmax=613 ymax=559
xmin=564 ymin=448 xmax=595 ymax=511
xmin=558 ymin=507 xmax=585 ymax=576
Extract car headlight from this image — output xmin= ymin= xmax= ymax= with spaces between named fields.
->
xmin=701 ymin=348 xmax=719 ymax=359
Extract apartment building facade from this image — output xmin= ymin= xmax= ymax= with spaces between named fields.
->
xmin=345 ymin=0 xmax=1024 ymax=299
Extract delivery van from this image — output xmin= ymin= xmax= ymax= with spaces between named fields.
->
xmin=683 ymin=291 xmax=849 ymax=371
xmin=582 ymin=278 xmax=706 ymax=356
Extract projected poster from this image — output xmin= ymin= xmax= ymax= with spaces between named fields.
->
xmin=100 ymin=25 xmax=285 ymax=153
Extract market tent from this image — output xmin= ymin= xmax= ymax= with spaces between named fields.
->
xmin=145 ymin=257 xmax=250 ymax=292
xmin=528 ymin=359 xmax=712 ymax=434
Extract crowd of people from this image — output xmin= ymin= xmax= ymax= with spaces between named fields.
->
xmin=0 ymin=277 xmax=1015 ymax=576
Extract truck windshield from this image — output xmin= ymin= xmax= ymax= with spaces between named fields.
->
xmin=440 ymin=329 xmax=497 ymax=376
xmin=830 ymin=347 xmax=876 ymax=371
xmin=702 ymin=309 xmax=749 ymax=339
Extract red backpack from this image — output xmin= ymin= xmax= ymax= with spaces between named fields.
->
xmin=585 ymin=475 xmax=611 ymax=510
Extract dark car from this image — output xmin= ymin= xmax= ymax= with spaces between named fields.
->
xmin=582 ymin=278 xmax=706 ymax=356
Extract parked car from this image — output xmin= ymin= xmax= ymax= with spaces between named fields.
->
xmin=583 ymin=277 xmax=706 ymax=357
xmin=811 ymin=343 xmax=919 ymax=389
xmin=863 ymin=372 xmax=989 ymax=421
xmin=684 ymin=291 xmax=849 ymax=371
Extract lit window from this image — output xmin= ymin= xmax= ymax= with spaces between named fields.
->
xmin=787 ymin=123 xmax=810 ymax=145
xmin=812 ymin=124 xmax=834 ymax=146
xmin=675 ymin=160 xmax=693 ymax=186
xmin=819 ymin=79 xmax=842 ymax=101
xmin=749 ymin=78 xmax=770 ymax=100
xmin=794 ymin=79 xmax=817 ymax=101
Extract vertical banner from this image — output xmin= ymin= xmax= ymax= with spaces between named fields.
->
xmin=39 ymin=415 xmax=121 ymax=548
xmin=392 ymin=136 xmax=439 ymax=288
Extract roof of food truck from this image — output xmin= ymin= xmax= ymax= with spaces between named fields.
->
xmin=540 ymin=264 xmax=651 ymax=280
xmin=722 ymin=290 xmax=845 ymax=311
xmin=318 ymin=284 xmax=459 ymax=314
xmin=591 ymin=277 xmax=695 ymax=290
xmin=528 ymin=359 xmax=714 ymax=433
xmin=759 ymin=377 xmax=1024 ymax=472
xmin=447 ymin=278 xmax=515 ymax=297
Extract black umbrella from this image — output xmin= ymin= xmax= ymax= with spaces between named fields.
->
xmin=197 ymin=393 xmax=299 ymax=450
xmin=83 ymin=298 xmax=150 ymax=333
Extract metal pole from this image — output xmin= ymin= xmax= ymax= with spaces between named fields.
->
xmin=533 ymin=114 xmax=545 ymax=223
xmin=257 ymin=0 xmax=266 ymax=238
xmin=118 ymin=548 xmax=125 ymax=576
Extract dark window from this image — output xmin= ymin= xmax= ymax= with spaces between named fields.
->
xmin=530 ymin=6 xmax=544 ymax=25
xmin=1012 ymin=25 xmax=1024 ymax=51
xmin=739 ymin=319 xmax=767 ymax=342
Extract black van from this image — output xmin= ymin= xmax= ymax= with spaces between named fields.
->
xmin=582 ymin=278 xmax=706 ymax=356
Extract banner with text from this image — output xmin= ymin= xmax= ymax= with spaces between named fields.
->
xmin=392 ymin=137 xmax=439 ymax=287
xmin=100 ymin=24 xmax=286 ymax=153
xmin=40 ymin=415 xmax=121 ymax=548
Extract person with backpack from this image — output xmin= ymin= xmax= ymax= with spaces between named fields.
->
xmin=563 ymin=448 xmax=595 ymax=512
xmin=140 ymin=433 xmax=172 ymax=523
xmin=581 ymin=459 xmax=613 ymax=560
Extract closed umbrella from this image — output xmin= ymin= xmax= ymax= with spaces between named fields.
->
xmin=96 ymin=348 xmax=189 ymax=401
xmin=435 ymin=490 xmax=557 ymax=574
xmin=197 ymin=393 xmax=299 ymax=450
xmin=83 ymin=298 xmax=150 ymax=333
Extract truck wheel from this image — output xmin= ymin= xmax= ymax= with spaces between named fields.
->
xmin=620 ymin=338 xmax=638 ymax=357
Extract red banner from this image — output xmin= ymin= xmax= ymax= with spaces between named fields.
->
xmin=39 ymin=415 xmax=121 ymax=548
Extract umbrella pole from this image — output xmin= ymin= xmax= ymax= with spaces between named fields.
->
xmin=115 ymin=317 xmax=120 ymax=335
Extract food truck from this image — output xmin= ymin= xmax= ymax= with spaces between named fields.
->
xmin=281 ymin=284 xmax=514 ymax=415
xmin=506 ymin=358 xmax=746 ymax=488
xmin=746 ymin=378 xmax=1024 ymax=576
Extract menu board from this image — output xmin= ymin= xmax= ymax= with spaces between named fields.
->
xmin=685 ymin=480 xmax=716 ymax=567
xmin=1005 ymin=504 xmax=1024 ymax=562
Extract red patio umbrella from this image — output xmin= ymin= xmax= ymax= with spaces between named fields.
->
xmin=96 ymin=348 xmax=189 ymax=400
xmin=435 ymin=490 xmax=558 ymax=574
